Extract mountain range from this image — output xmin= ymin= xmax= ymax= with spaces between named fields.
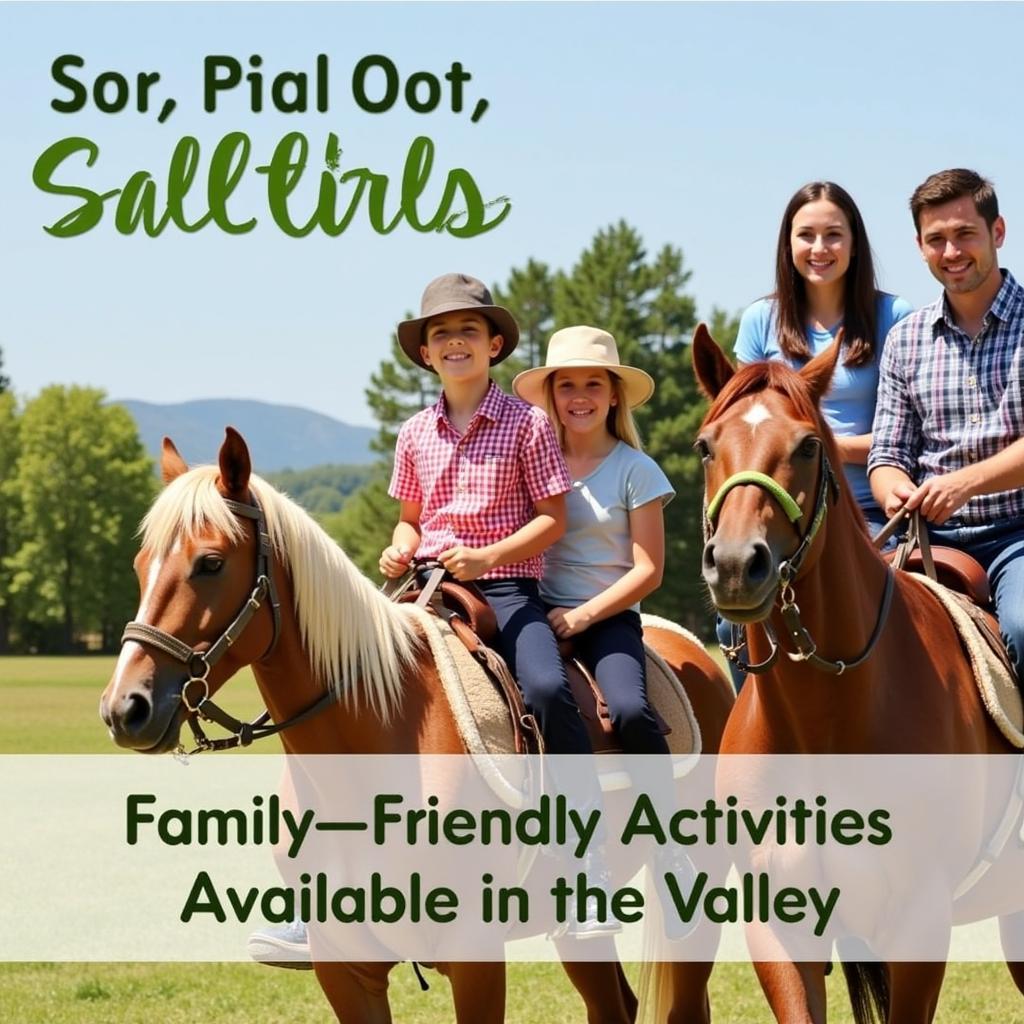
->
xmin=115 ymin=399 xmax=378 ymax=471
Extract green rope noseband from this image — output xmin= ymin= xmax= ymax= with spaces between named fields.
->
xmin=706 ymin=471 xmax=804 ymax=526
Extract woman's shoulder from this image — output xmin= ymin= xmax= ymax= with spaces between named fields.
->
xmin=739 ymin=297 xmax=776 ymax=328
xmin=736 ymin=298 xmax=779 ymax=361
xmin=875 ymin=291 xmax=915 ymax=330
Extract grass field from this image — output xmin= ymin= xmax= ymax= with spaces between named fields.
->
xmin=1 ymin=656 xmax=1022 ymax=1021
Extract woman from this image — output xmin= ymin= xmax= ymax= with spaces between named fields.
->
xmin=736 ymin=180 xmax=912 ymax=533
xmin=718 ymin=181 xmax=912 ymax=686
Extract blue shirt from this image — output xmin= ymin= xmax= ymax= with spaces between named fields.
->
xmin=540 ymin=442 xmax=674 ymax=610
xmin=734 ymin=292 xmax=913 ymax=510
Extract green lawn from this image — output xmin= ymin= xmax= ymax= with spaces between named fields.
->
xmin=0 ymin=656 xmax=266 ymax=754
xmin=1 ymin=657 xmax=1021 ymax=1020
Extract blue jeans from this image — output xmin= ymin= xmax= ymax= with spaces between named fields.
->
xmin=475 ymin=578 xmax=592 ymax=754
xmin=927 ymin=519 xmax=1024 ymax=679
xmin=565 ymin=609 xmax=670 ymax=755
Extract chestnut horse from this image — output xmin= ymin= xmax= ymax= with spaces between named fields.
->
xmin=100 ymin=428 xmax=733 ymax=1024
xmin=690 ymin=323 xmax=1024 ymax=1023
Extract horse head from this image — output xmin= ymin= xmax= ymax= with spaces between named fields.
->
xmin=691 ymin=323 xmax=844 ymax=623
xmin=100 ymin=428 xmax=280 ymax=752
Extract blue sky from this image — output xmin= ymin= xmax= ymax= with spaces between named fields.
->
xmin=2 ymin=1 xmax=1022 ymax=428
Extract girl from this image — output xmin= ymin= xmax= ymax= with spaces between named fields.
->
xmin=515 ymin=326 xmax=695 ymax=941
xmin=513 ymin=325 xmax=674 ymax=755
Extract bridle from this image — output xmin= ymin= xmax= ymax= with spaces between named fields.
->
xmin=706 ymin=448 xmax=895 ymax=677
xmin=120 ymin=493 xmax=339 ymax=759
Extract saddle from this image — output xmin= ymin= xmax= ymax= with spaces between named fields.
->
xmin=879 ymin=511 xmax=1013 ymax=680
xmin=384 ymin=563 xmax=670 ymax=755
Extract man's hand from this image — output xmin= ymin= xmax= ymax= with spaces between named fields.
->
xmin=439 ymin=545 xmax=495 ymax=581
xmin=379 ymin=544 xmax=413 ymax=578
xmin=904 ymin=468 xmax=978 ymax=525
xmin=547 ymin=605 xmax=592 ymax=640
xmin=881 ymin=480 xmax=915 ymax=519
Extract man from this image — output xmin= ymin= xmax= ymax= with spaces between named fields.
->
xmin=869 ymin=168 xmax=1024 ymax=677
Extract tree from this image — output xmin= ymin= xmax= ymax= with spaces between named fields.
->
xmin=0 ymin=392 xmax=20 ymax=651
xmin=321 ymin=474 xmax=395 ymax=580
xmin=0 ymin=346 xmax=10 ymax=395
xmin=492 ymin=258 xmax=555 ymax=382
xmin=549 ymin=223 xmax=713 ymax=628
xmin=365 ymin=332 xmax=440 ymax=456
xmin=8 ymin=387 xmax=155 ymax=651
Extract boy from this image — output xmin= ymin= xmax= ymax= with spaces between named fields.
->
xmin=382 ymin=272 xmax=594 ymax=758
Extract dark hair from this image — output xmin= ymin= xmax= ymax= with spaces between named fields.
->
xmin=772 ymin=181 xmax=878 ymax=368
xmin=910 ymin=168 xmax=999 ymax=234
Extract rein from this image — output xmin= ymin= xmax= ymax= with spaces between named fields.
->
xmin=709 ymin=454 xmax=896 ymax=677
xmin=120 ymin=494 xmax=338 ymax=759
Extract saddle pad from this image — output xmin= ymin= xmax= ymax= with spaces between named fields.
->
xmin=399 ymin=605 xmax=703 ymax=805
xmin=913 ymin=574 xmax=1024 ymax=748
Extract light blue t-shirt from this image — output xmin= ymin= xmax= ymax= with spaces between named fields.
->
xmin=733 ymin=292 xmax=913 ymax=509
xmin=541 ymin=441 xmax=674 ymax=610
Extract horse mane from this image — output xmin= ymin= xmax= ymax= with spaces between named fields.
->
xmin=702 ymin=360 xmax=867 ymax=529
xmin=140 ymin=466 xmax=420 ymax=723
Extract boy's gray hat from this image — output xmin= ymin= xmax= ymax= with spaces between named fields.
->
xmin=397 ymin=273 xmax=520 ymax=371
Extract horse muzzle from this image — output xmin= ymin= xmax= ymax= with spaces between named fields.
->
xmin=100 ymin=667 xmax=186 ymax=753
xmin=702 ymin=535 xmax=778 ymax=622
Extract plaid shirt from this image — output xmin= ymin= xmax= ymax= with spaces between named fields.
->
xmin=869 ymin=270 xmax=1024 ymax=525
xmin=389 ymin=380 xmax=571 ymax=579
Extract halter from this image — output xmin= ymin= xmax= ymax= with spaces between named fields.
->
xmin=707 ymin=451 xmax=895 ymax=677
xmin=120 ymin=493 xmax=337 ymax=759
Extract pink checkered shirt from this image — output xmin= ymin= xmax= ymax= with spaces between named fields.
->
xmin=389 ymin=381 xmax=571 ymax=579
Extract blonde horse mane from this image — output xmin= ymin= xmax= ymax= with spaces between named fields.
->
xmin=140 ymin=466 xmax=420 ymax=723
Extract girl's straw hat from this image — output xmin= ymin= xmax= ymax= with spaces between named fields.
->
xmin=512 ymin=326 xmax=655 ymax=408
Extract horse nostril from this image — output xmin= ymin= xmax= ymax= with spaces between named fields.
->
xmin=702 ymin=542 xmax=717 ymax=572
xmin=122 ymin=691 xmax=152 ymax=733
xmin=747 ymin=541 xmax=772 ymax=585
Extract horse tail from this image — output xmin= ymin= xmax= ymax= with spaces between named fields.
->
xmin=840 ymin=960 xmax=889 ymax=1024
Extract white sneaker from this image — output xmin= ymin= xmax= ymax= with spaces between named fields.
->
xmin=568 ymin=849 xmax=622 ymax=940
xmin=246 ymin=920 xmax=313 ymax=970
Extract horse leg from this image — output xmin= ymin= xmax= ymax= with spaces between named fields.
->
xmin=999 ymin=911 xmax=1024 ymax=994
xmin=313 ymin=962 xmax=396 ymax=1024
xmin=436 ymin=961 xmax=506 ymax=1024
xmin=752 ymin=960 xmax=828 ymax=1023
xmin=887 ymin=961 xmax=945 ymax=1023
xmin=664 ymin=962 xmax=713 ymax=1024
xmin=559 ymin=957 xmax=638 ymax=1024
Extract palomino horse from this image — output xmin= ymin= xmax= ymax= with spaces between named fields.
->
xmin=100 ymin=428 xmax=733 ymax=1024
xmin=690 ymin=323 xmax=1024 ymax=1023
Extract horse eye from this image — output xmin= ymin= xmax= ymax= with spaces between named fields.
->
xmin=197 ymin=555 xmax=225 ymax=576
xmin=693 ymin=439 xmax=713 ymax=463
xmin=796 ymin=436 xmax=820 ymax=459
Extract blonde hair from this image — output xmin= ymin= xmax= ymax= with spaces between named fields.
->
xmin=141 ymin=466 xmax=420 ymax=724
xmin=543 ymin=370 xmax=644 ymax=452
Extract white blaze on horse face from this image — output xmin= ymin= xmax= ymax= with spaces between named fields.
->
xmin=742 ymin=401 xmax=773 ymax=433
xmin=110 ymin=549 xmax=166 ymax=695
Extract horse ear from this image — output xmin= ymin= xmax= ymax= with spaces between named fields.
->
xmin=800 ymin=328 xmax=843 ymax=405
xmin=161 ymin=437 xmax=189 ymax=483
xmin=218 ymin=427 xmax=252 ymax=497
xmin=691 ymin=322 xmax=735 ymax=400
